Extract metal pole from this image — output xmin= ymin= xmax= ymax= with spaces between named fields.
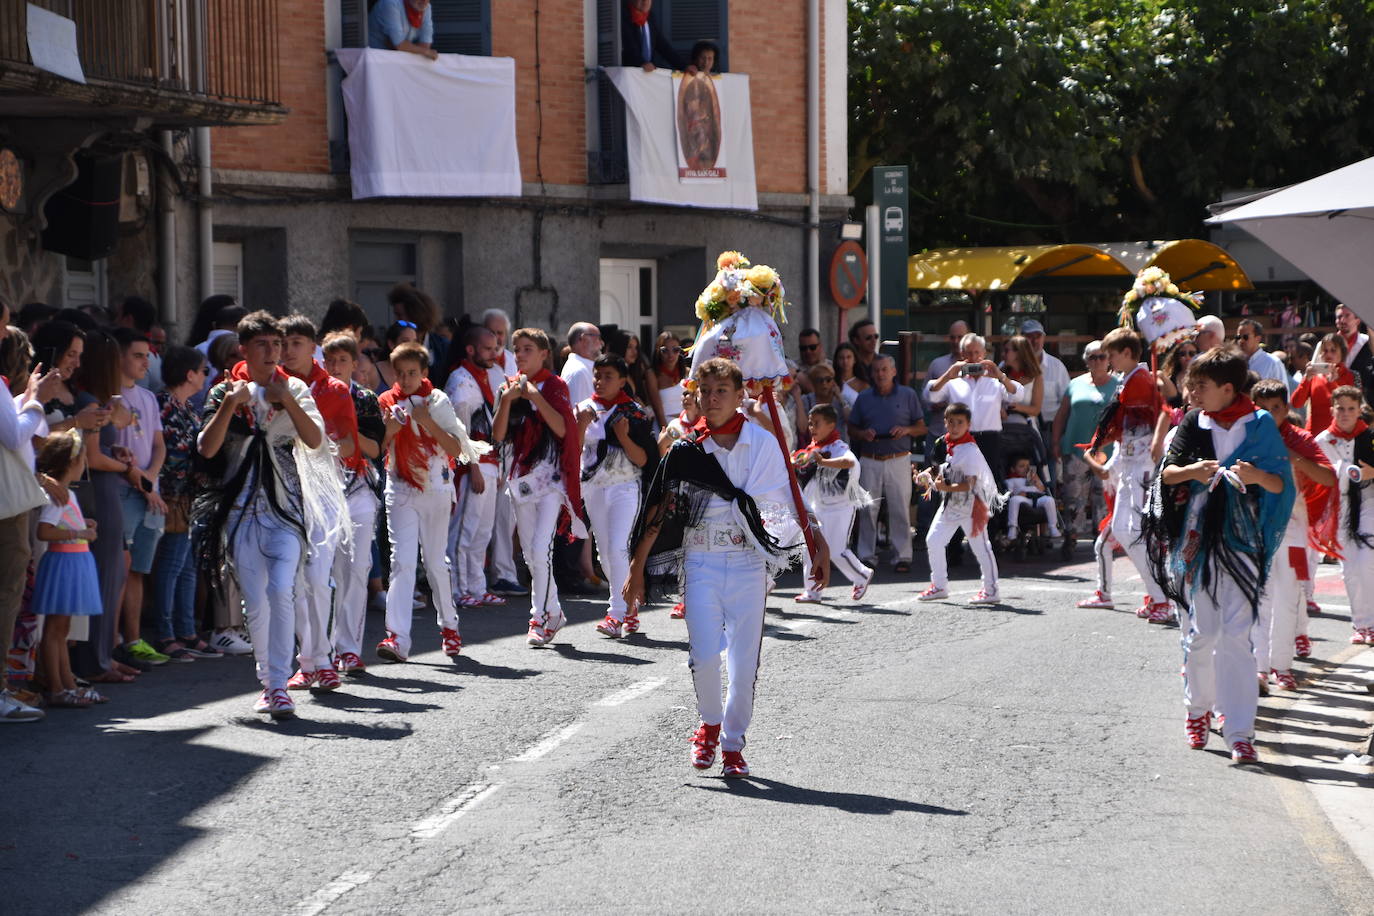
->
xmin=865 ymin=204 xmax=880 ymax=336
xmin=805 ymin=0 xmax=820 ymax=334
xmin=158 ymin=130 xmax=177 ymax=331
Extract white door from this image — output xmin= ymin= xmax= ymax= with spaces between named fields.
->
xmin=212 ymin=242 xmax=244 ymax=301
xmin=599 ymin=258 xmax=657 ymax=344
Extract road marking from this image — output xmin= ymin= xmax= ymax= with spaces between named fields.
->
xmin=409 ymin=783 xmax=502 ymax=840
xmin=593 ymin=677 xmax=668 ymax=707
xmin=292 ymin=870 xmax=373 ymax=915
xmin=509 ymin=722 xmax=584 ymax=762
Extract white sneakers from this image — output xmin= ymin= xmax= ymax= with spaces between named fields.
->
xmin=0 ymin=690 xmax=44 ymax=723
xmin=210 ymin=628 xmax=253 ymax=656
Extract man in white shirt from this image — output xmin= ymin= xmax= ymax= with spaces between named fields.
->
xmin=1236 ymin=318 xmax=1292 ymax=391
xmin=1335 ymin=303 xmax=1374 ymax=410
xmin=926 ymin=333 xmax=1023 ymax=482
xmin=922 ymin=320 xmax=969 ymax=443
xmin=482 ymin=308 xmax=519 ymax=378
xmin=561 ymin=322 xmax=601 ymax=407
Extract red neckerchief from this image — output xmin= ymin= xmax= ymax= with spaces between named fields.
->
xmin=1344 ymin=331 xmax=1360 ymax=355
xmin=379 ymin=379 xmax=443 ymax=490
xmin=1204 ymin=395 xmax=1256 ymax=429
xmin=946 ymin=431 xmax=976 ymax=452
xmin=509 ymin=368 xmax=554 ymax=389
xmin=508 ymin=372 xmax=584 ymax=523
xmin=593 ymin=391 xmax=634 ymax=409
xmin=1326 ymin=418 xmax=1370 ymax=441
xmin=658 ymin=363 xmax=682 ymax=385
xmin=792 ymin=428 xmax=840 ymax=462
xmin=461 ymin=360 xmax=496 ymax=407
xmin=1278 ymin=418 xmax=1338 ymax=556
xmin=299 ymin=361 xmax=363 ymax=472
xmin=628 ymin=2 xmax=649 ymax=26
xmin=691 ymin=412 xmax=746 ymax=443
xmin=404 ymin=0 xmax=424 ymax=29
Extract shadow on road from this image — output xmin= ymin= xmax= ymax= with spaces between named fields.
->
xmin=689 ymin=777 xmax=969 ymax=816
xmin=548 ymin=643 xmax=656 ymax=665
xmin=446 ymin=655 xmax=544 ymax=679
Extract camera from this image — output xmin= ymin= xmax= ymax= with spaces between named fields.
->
xmin=961 ymin=363 xmax=985 ymax=377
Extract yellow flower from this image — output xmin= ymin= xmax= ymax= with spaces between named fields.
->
xmin=695 ymin=297 xmax=710 ymax=320
xmin=1166 ymin=283 xmax=1179 ymax=296
xmin=717 ymin=250 xmax=750 ymax=270
xmin=726 ymin=289 xmax=742 ymax=305
xmin=747 ymin=264 xmax=778 ymax=290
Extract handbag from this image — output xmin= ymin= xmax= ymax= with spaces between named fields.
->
xmin=0 ymin=444 xmax=50 ymax=520
xmin=164 ymin=494 xmax=191 ymax=534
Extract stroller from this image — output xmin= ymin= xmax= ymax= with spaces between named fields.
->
xmin=995 ymin=419 xmax=1062 ymax=561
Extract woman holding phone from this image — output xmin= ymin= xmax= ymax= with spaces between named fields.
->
xmin=1292 ymin=332 xmax=1357 ymax=434
xmin=31 ymin=321 xmax=109 ymax=436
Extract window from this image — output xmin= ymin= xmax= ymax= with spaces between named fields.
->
xmin=351 ymin=236 xmax=419 ymax=328
xmin=658 ymin=0 xmax=728 ymax=71
xmin=340 ymin=0 xmax=491 ymax=54
xmin=212 ymin=242 xmax=243 ymax=302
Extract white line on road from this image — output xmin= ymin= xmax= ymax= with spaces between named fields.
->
xmin=509 ymin=722 xmax=584 ymax=762
xmin=593 ymin=677 xmax=668 ymax=707
xmin=409 ymin=783 xmax=503 ymax=840
xmin=292 ymin=870 xmax=373 ymax=915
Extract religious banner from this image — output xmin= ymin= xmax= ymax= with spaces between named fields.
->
xmin=605 ymin=67 xmax=757 ymax=211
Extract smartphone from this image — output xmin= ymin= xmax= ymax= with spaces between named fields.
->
xmin=139 ymin=476 xmax=153 ymax=493
xmin=35 ymin=346 xmax=56 ymax=370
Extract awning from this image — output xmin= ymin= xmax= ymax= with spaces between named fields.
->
xmin=908 ymin=240 xmax=1252 ymax=292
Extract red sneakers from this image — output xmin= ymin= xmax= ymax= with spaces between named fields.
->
xmin=314 ymin=668 xmax=342 ymax=692
xmin=1294 ymin=634 xmax=1312 ymax=658
xmin=595 ymin=615 xmax=623 ymax=639
xmin=1350 ymin=628 xmax=1374 ymax=645
xmin=441 ymin=627 xmax=462 ymax=657
xmin=1135 ymin=596 xmax=1152 ymax=619
xmin=286 ymin=669 xmax=318 ymax=691
xmin=336 ymin=652 xmax=367 ymax=675
xmin=479 ymin=592 xmax=506 ymax=606
xmin=1186 ymin=712 xmax=1211 ymax=750
xmin=691 ymin=722 xmax=721 ymax=770
xmin=1271 ymin=669 xmax=1298 ymax=691
xmin=721 ymin=750 xmax=750 ymax=778
xmin=1076 ymin=590 xmax=1114 ymax=609
xmin=670 ymin=602 xmax=686 ymax=619
xmin=1306 ymin=600 xmax=1322 ymax=617
xmin=376 ymin=633 xmax=407 ymax=663
xmin=267 ymin=688 xmax=296 ymax=720
xmin=1231 ymin=740 xmax=1259 ymax=764
xmin=1147 ymin=602 xmax=1176 ymax=625
xmin=252 ymin=690 xmax=271 ymax=714
xmin=623 ymin=606 xmax=641 ymax=635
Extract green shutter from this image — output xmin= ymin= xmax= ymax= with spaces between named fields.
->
xmin=658 ymin=0 xmax=727 ymax=71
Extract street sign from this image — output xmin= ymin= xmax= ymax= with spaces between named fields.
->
xmin=829 ymin=240 xmax=867 ymax=310
xmin=873 ymin=165 xmax=909 ymax=342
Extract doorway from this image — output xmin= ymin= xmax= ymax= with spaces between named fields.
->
xmin=599 ymin=258 xmax=658 ymax=345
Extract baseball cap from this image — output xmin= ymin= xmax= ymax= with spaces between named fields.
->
xmin=1020 ymin=319 xmax=1046 ymax=335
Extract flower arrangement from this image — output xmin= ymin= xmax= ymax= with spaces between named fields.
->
xmin=694 ymin=250 xmax=788 ymax=328
xmin=1120 ymin=266 xmax=1203 ymax=316
xmin=1118 ymin=266 xmax=1205 ymax=353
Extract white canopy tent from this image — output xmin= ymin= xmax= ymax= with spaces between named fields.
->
xmin=1208 ymin=156 xmax=1374 ymax=324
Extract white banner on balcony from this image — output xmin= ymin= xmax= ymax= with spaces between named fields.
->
xmin=335 ymin=49 xmax=521 ymax=200
xmin=605 ymin=67 xmax=757 ymax=211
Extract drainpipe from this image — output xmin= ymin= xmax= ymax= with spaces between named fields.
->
xmin=158 ymin=130 xmax=177 ymax=329
xmin=197 ymin=126 xmax=213 ymax=305
xmin=806 ymin=0 xmax=821 ymax=334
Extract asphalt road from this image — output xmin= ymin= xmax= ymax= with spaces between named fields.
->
xmin=5 ymin=549 xmax=1374 ymax=915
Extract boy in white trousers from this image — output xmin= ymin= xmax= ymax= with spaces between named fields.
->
xmin=916 ymin=403 xmax=1002 ymax=605
xmin=322 ymin=334 xmax=385 ymax=676
xmin=376 ymin=342 xmax=486 ymax=662
xmin=444 ymin=325 xmax=507 ymax=608
xmin=576 ymin=354 xmax=656 ymax=638
xmin=1004 ymin=455 xmax=1060 ymax=541
xmin=1314 ymin=385 xmax=1374 ymax=646
xmin=794 ymin=403 xmax=874 ymax=603
xmin=624 ymin=358 xmax=821 ymax=778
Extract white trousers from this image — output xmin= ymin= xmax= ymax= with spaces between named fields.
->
xmin=584 ymin=480 xmax=640 ymax=621
xmin=1093 ymin=525 xmax=1114 ymax=598
xmin=801 ymin=501 xmax=871 ymax=588
xmin=1112 ymin=467 xmax=1167 ymax=605
xmin=296 ymin=537 xmax=335 ymax=672
xmin=331 ymin=486 xmax=379 ymax=660
xmin=449 ymin=465 xmax=499 ymax=598
xmin=1257 ymin=546 xmax=1304 ymax=674
xmin=1303 ymin=548 xmax=1316 ymax=603
xmin=514 ymin=489 xmax=564 ymax=626
xmin=857 ymin=456 xmax=913 ymax=563
xmin=1340 ymin=542 xmax=1374 ymax=630
xmin=684 ymin=549 xmax=768 ymax=753
xmin=489 ymin=486 xmax=520 ymax=583
xmin=385 ymin=483 xmax=459 ymax=656
xmin=1007 ymin=493 xmax=1060 ymax=535
xmin=231 ymin=515 xmax=301 ymax=691
xmin=1184 ymin=569 xmax=1258 ymax=743
xmin=925 ymin=503 xmax=997 ymax=593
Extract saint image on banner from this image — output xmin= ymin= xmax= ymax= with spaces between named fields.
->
xmin=674 ymin=71 xmax=726 ymax=181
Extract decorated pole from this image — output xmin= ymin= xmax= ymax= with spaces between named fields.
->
xmin=687 ymin=251 xmax=820 ymax=565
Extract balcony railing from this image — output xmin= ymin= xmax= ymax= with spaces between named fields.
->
xmin=0 ymin=0 xmax=283 ymax=112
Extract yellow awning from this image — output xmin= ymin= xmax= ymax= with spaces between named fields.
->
xmin=909 ymin=240 xmax=1253 ymax=292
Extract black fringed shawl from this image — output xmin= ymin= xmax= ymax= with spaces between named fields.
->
xmin=1343 ymin=432 xmax=1374 ymax=550
xmin=581 ymin=401 xmax=658 ymax=489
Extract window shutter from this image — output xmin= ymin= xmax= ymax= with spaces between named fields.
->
xmin=431 ymin=0 xmax=491 ymax=56
xmin=340 ymin=0 xmax=368 ymax=48
xmin=659 ymin=0 xmax=727 ymax=71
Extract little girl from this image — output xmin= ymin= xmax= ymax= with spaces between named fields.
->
xmin=34 ymin=431 xmax=104 ymax=708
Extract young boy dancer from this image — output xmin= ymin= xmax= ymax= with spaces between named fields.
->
xmin=1149 ymin=348 xmax=1294 ymax=763
xmin=1314 ymin=385 xmax=1374 ymax=645
xmin=1087 ymin=328 xmax=1173 ymax=623
xmin=576 ymin=354 xmax=656 ymax=638
xmin=282 ymin=316 xmax=358 ymax=691
xmin=915 ymin=403 xmax=1002 ymax=605
xmin=1004 ymin=455 xmax=1061 ymax=542
xmin=624 ymin=358 xmax=811 ymax=778
xmin=491 ymin=328 xmax=585 ymax=648
xmin=376 ymin=342 xmax=485 ymax=662
xmin=1075 ymin=448 xmax=1120 ymax=609
xmin=443 ymin=325 xmax=507 ymax=608
xmin=197 ymin=311 xmax=344 ymax=719
xmin=793 ymin=403 xmax=874 ymax=604
xmin=1249 ymin=379 xmax=1335 ymax=690
xmin=322 ymin=334 xmax=385 ymax=675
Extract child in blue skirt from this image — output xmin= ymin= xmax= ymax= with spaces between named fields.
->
xmin=35 ymin=430 xmax=104 ymax=709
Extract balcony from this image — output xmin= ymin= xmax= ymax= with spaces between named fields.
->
xmin=0 ymin=0 xmax=288 ymax=126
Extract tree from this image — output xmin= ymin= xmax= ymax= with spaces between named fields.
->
xmin=850 ymin=0 xmax=1374 ymax=247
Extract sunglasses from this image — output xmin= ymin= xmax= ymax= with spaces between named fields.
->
xmin=659 ymin=346 xmax=682 ymax=354
xmin=1086 ymin=354 xmax=1108 ymax=361
xmin=396 ymin=320 xmax=418 ymax=329
xmin=799 ymin=343 xmax=820 ymax=351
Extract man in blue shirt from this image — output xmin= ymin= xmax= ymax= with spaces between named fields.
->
xmin=369 ymin=0 xmax=437 ymax=60
xmin=849 ymin=355 xmax=926 ymax=572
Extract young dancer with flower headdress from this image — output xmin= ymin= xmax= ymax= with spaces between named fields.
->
xmin=375 ymin=342 xmax=486 ymax=663
xmin=1314 ymin=384 xmax=1374 ymax=646
xmin=492 ymin=328 xmax=586 ymax=648
xmin=1147 ymin=347 xmax=1295 ymax=764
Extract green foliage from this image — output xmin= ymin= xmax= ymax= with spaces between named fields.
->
xmin=850 ymin=0 xmax=1374 ymax=247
